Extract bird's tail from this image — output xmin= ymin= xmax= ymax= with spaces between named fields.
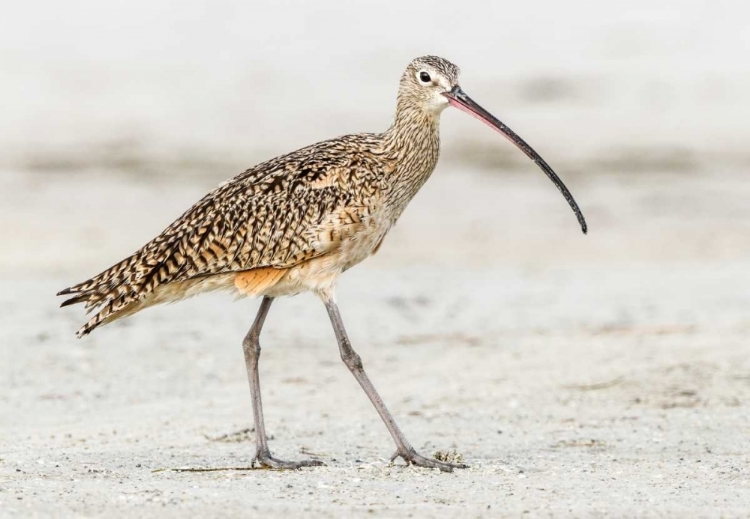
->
xmin=57 ymin=250 xmax=158 ymax=337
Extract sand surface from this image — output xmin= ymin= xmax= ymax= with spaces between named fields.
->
xmin=2 ymin=1 xmax=750 ymax=517
xmin=2 ymin=166 xmax=750 ymax=517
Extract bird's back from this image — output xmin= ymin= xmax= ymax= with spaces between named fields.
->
xmin=59 ymin=133 xmax=392 ymax=336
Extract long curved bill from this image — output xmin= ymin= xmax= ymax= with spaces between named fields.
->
xmin=443 ymin=86 xmax=587 ymax=234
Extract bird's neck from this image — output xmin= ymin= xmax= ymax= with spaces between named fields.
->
xmin=381 ymin=100 xmax=441 ymax=209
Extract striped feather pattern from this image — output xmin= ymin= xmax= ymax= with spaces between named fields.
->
xmin=59 ymin=56 xmax=460 ymax=336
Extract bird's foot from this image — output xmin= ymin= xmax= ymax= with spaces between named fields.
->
xmin=253 ymin=449 xmax=325 ymax=470
xmin=389 ymin=447 xmax=468 ymax=473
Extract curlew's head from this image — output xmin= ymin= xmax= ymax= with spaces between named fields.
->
xmin=398 ymin=55 xmax=588 ymax=234
xmin=399 ymin=56 xmax=461 ymax=114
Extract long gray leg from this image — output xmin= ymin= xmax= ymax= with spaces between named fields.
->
xmin=323 ymin=295 xmax=467 ymax=472
xmin=242 ymin=296 xmax=323 ymax=469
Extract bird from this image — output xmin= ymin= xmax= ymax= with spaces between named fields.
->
xmin=58 ymin=55 xmax=587 ymax=472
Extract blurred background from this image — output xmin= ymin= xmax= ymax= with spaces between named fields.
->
xmin=1 ymin=0 xmax=749 ymax=273
xmin=2 ymin=1 xmax=749 ymax=515
xmin=0 ymin=0 xmax=750 ymax=279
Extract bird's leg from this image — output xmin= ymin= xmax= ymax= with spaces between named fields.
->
xmin=323 ymin=296 xmax=467 ymax=473
xmin=242 ymin=296 xmax=324 ymax=469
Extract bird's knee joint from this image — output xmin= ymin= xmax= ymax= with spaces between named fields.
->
xmin=243 ymin=334 xmax=261 ymax=358
xmin=341 ymin=349 xmax=363 ymax=371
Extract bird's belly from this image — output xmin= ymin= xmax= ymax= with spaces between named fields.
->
xmin=340 ymin=221 xmax=390 ymax=271
xmin=264 ymin=217 xmax=391 ymax=298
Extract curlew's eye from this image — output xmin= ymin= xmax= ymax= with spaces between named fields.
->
xmin=418 ymin=71 xmax=432 ymax=84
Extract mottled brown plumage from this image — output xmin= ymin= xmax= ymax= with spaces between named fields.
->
xmin=59 ymin=57 xmax=457 ymax=337
xmin=58 ymin=56 xmax=586 ymax=472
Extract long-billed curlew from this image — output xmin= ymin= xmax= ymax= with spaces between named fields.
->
xmin=58 ymin=56 xmax=587 ymax=472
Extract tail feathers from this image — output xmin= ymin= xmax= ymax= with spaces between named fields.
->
xmin=57 ymin=280 xmax=139 ymax=337
xmin=57 ymin=243 xmax=175 ymax=337
xmin=59 ymin=264 xmax=216 ymax=337
xmin=58 ymin=260 xmax=155 ymax=337
xmin=76 ymin=296 xmax=138 ymax=338
xmin=59 ymin=254 xmax=135 ymax=297
xmin=59 ymin=293 xmax=88 ymax=308
xmin=76 ymin=301 xmax=115 ymax=338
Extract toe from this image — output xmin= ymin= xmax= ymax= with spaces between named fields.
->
xmin=392 ymin=449 xmax=468 ymax=472
xmin=297 ymin=459 xmax=326 ymax=468
xmin=255 ymin=455 xmax=325 ymax=470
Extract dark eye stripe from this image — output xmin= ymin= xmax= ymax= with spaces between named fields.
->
xmin=419 ymin=71 xmax=431 ymax=83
